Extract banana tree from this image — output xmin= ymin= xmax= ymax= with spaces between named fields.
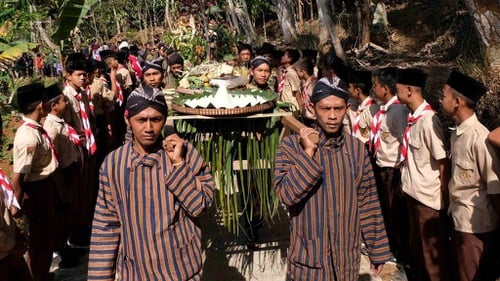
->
xmin=52 ymin=0 xmax=98 ymax=43
xmin=0 ymin=41 xmax=39 ymax=105
xmin=1 ymin=0 xmax=98 ymax=58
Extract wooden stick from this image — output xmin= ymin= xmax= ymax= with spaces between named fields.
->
xmin=369 ymin=42 xmax=390 ymax=54
xmin=281 ymin=115 xmax=319 ymax=144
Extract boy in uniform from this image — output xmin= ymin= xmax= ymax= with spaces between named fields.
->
xmin=63 ymin=55 xmax=97 ymax=248
xmin=101 ymin=50 xmax=133 ymax=145
xmin=295 ymin=57 xmax=317 ymax=124
xmin=347 ymin=69 xmax=379 ymax=144
xmin=43 ymin=83 xmax=82 ymax=264
xmin=11 ymin=82 xmax=57 ymax=281
xmin=370 ymin=67 xmax=411 ymax=271
xmin=396 ymin=68 xmax=451 ymax=281
xmin=278 ymin=49 xmax=301 ymax=109
xmin=440 ymin=70 xmax=500 ymax=281
xmin=233 ymin=42 xmax=252 ymax=77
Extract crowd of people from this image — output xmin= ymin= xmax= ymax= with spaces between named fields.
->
xmin=0 ymin=38 xmax=498 ymax=281
xmin=14 ymin=52 xmax=62 ymax=78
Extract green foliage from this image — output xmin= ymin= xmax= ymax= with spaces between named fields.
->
xmin=0 ymin=41 xmax=38 ymax=69
xmin=1 ymin=11 xmax=40 ymax=42
xmin=52 ymin=0 xmax=98 ymax=42
xmin=175 ymin=115 xmax=282 ymax=234
xmin=0 ymin=108 xmax=14 ymax=163
xmin=163 ymin=32 xmax=207 ymax=65
xmin=186 ymin=76 xmax=205 ymax=89
xmin=0 ymin=0 xmax=30 ymax=23
xmin=246 ymin=0 xmax=273 ymax=22
xmin=210 ymin=23 xmax=238 ymax=60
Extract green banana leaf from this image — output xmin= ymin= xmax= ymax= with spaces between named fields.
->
xmin=52 ymin=0 xmax=98 ymax=42
xmin=0 ymin=42 xmax=38 ymax=69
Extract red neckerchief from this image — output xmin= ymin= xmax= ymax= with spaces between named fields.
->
xmin=370 ymin=98 xmax=400 ymax=153
xmin=21 ymin=119 xmax=59 ymax=166
xmin=401 ymin=102 xmax=434 ymax=163
xmin=352 ymin=97 xmax=375 ymax=137
xmin=75 ymin=92 xmax=97 ymax=155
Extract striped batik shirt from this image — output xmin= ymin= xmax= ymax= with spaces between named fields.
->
xmin=274 ymin=130 xmax=391 ymax=281
xmin=88 ymin=141 xmax=214 ymax=281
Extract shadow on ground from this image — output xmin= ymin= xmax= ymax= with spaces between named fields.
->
xmin=51 ymin=205 xmax=291 ymax=281
xmin=51 ymin=204 xmax=409 ymax=281
xmin=200 ymin=205 xmax=290 ymax=281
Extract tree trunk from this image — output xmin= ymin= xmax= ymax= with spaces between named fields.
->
xmin=356 ymin=0 xmax=362 ymax=46
xmin=91 ymin=10 xmax=101 ymax=44
xmin=227 ymin=0 xmax=242 ymax=35
xmin=233 ymin=0 xmax=255 ymax=43
xmin=200 ymin=0 xmax=211 ymax=61
xmin=298 ymin=0 xmax=303 ymax=27
xmin=30 ymin=4 xmax=58 ymax=51
xmin=275 ymin=0 xmax=298 ymax=44
xmin=113 ymin=6 xmax=121 ymax=34
xmin=262 ymin=10 xmax=267 ymax=41
xmin=463 ymin=0 xmax=500 ymax=71
xmin=317 ymin=0 xmax=344 ymax=59
xmin=165 ymin=0 xmax=172 ymax=30
xmin=361 ymin=0 xmax=371 ymax=47
xmin=309 ymin=0 xmax=314 ymax=21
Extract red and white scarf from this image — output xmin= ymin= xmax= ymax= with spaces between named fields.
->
xmin=401 ymin=102 xmax=434 ymax=163
xmin=370 ymin=98 xmax=400 ymax=153
xmin=116 ymin=81 xmax=124 ymax=106
xmin=21 ymin=119 xmax=59 ymax=167
xmin=75 ymin=91 xmax=97 ymax=155
xmin=301 ymin=76 xmax=317 ymax=105
xmin=116 ymin=65 xmax=125 ymax=106
xmin=352 ymin=97 xmax=375 ymax=138
xmin=0 ymin=170 xmax=20 ymax=209
xmin=278 ymin=69 xmax=287 ymax=95
xmin=46 ymin=114 xmax=81 ymax=147
xmin=65 ymin=123 xmax=81 ymax=146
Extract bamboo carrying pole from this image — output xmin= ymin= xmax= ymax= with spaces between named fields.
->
xmin=281 ymin=115 xmax=319 ymax=144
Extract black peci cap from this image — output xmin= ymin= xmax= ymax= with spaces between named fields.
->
xmin=45 ymin=83 xmax=63 ymax=102
xmin=446 ymin=70 xmax=487 ymax=103
xmin=17 ymin=82 xmax=47 ymax=107
xmin=395 ymin=68 xmax=427 ymax=88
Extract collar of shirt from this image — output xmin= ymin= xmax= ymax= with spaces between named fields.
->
xmin=317 ymin=129 xmax=345 ymax=150
xmin=306 ymin=76 xmax=317 ymax=84
xmin=359 ymin=96 xmax=374 ymax=111
xmin=45 ymin=113 xmax=65 ymax=124
xmin=382 ymin=95 xmax=399 ymax=110
xmin=456 ymin=113 xmax=478 ymax=137
xmin=21 ymin=116 xmax=42 ymax=127
xmin=64 ymin=84 xmax=83 ymax=97
xmin=410 ymin=100 xmax=431 ymax=118
xmin=127 ymin=142 xmax=163 ymax=169
xmin=249 ymin=81 xmax=272 ymax=91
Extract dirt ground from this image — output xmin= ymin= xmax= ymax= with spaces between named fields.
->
xmin=49 ymin=207 xmax=408 ymax=281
